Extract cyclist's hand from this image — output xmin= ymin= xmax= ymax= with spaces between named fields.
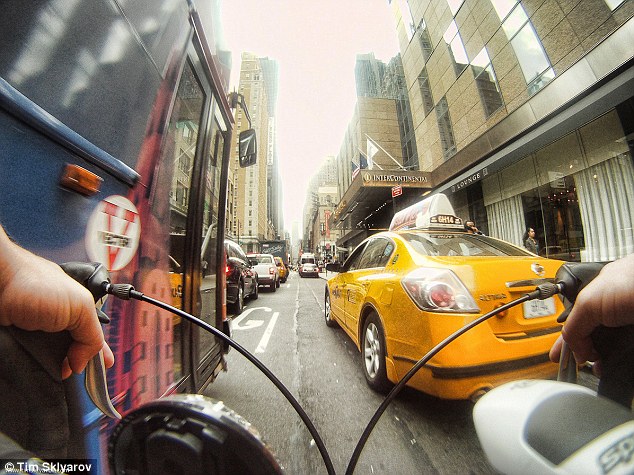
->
xmin=549 ymin=254 xmax=634 ymax=364
xmin=0 ymin=227 xmax=114 ymax=378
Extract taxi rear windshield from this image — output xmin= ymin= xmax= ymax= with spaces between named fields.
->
xmin=402 ymin=232 xmax=533 ymax=257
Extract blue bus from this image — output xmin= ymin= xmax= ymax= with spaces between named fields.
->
xmin=0 ymin=1 xmax=254 ymax=471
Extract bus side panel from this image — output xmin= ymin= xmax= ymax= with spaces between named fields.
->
xmin=0 ymin=0 xmax=187 ymax=170
xmin=0 ymin=111 xmax=130 ymax=259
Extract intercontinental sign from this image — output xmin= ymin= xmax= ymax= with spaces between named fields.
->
xmin=361 ymin=170 xmax=432 ymax=187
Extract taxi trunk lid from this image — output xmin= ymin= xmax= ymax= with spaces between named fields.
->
xmin=432 ymin=256 xmax=565 ymax=337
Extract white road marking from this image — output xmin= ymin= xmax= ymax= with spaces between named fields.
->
xmin=255 ymin=311 xmax=279 ymax=353
xmin=232 ymin=306 xmax=271 ymax=330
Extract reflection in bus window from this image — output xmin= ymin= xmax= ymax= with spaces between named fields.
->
xmin=199 ymin=121 xmax=225 ymax=360
xmin=168 ymin=60 xmax=205 ymax=382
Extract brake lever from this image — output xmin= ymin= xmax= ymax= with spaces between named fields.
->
xmin=554 ymin=261 xmax=634 ymax=407
xmin=60 ymin=262 xmax=121 ymax=419
xmin=554 ymin=262 xmax=606 ymax=385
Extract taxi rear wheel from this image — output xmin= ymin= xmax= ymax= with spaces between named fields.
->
xmin=324 ymin=290 xmax=338 ymax=328
xmin=362 ymin=312 xmax=390 ymax=393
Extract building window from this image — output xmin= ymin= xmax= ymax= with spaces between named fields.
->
xmin=417 ymin=68 xmax=434 ymax=117
xmin=443 ymin=20 xmax=469 ymax=76
xmin=471 ymin=47 xmax=504 ymax=117
xmin=492 ymin=0 xmax=554 ymax=95
xmin=417 ymin=19 xmax=433 ymax=63
xmin=604 ymin=0 xmax=625 ymax=9
xmin=436 ymin=96 xmax=456 ymax=159
xmin=396 ymin=0 xmax=416 ymax=41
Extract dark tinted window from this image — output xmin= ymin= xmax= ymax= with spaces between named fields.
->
xmin=344 ymin=242 xmax=368 ymax=271
xmin=402 ymin=232 xmax=532 ymax=257
xmin=357 ymin=238 xmax=394 ymax=269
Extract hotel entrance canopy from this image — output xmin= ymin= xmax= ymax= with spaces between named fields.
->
xmin=331 ymin=169 xmax=432 ymax=234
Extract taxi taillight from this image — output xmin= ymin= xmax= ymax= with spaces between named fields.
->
xmin=402 ymin=268 xmax=479 ymax=313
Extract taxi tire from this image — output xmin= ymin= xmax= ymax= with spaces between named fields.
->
xmin=324 ymin=290 xmax=338 ymax=328
xmin=362 ymin=312 xmax=391 ymax=393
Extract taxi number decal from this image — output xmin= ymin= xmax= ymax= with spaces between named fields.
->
xmin=430 ymin=214 xmax=462 ymax=225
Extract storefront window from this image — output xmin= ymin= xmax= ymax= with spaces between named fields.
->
xmin=476 ymin=108 xmax=634 ymax=262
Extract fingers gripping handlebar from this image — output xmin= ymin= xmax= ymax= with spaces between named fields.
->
xmin=555 ymin=262 xmax=634 ymax=407
xmin=59 ymin=262 xmax=121 ymax=419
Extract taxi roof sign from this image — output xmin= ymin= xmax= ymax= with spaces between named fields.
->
xmin=389 ymin=193 xmax=464 ymax=231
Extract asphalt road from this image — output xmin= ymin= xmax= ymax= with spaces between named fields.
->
xmin=204 ymin=271 xmax=497 ymax=474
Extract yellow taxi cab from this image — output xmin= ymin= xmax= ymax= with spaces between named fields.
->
xmin=324 ymin=194 xmax=565 ymax=400
xmin=274 ymin=256 xmax=288 ymax=283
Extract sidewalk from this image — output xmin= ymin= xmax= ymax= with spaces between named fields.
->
xmin=319 ymin=271 xmax=338 ymax=280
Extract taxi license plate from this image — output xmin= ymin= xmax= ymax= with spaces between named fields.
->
xmin=523 ymin=297 xmax=556 ymax=319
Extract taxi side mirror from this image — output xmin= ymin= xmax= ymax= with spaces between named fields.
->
xmin=326 ymin=262 xmax=342 ymax=272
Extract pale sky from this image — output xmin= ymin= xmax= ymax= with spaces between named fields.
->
xmin=220 ymin=1 xmax=400 ymax=236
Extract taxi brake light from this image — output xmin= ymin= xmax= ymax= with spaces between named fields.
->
xmin=428 ymin=283 xmax=455 ymax=308
xmin=402 ymin=268 xmax=479 ymax=313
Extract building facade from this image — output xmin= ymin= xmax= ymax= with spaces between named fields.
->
xmin=388 ymin=0 xmax=633 ymax=261
xmin=227 ymin=53 xmax=282 ymax=252
xmin=330 ymin=0 xmax=632 ymax=263
xmin=303 ymin=156 xmax=344 ymax=260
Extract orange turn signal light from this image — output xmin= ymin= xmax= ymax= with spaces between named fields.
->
xmin=60 ymin=163 xmax=103 ymax=196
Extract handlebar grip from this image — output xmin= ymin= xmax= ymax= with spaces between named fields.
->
xmin=592 ymin=324 xmax=634 ymax=408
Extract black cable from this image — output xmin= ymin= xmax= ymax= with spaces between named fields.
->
xmin=107 ymin=281 xmax=559 ymax=475
xmin=106 ymin=284 xmax=336 ymax=475
xmin=344 ymin=293 xmax=538 ymax=475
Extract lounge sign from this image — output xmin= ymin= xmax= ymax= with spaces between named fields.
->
xmin=450 ymin=167 xmax=489 ymax=193
xmin=362 ymin=170 xmax=431 ymax=187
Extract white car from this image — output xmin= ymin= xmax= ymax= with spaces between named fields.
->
xmin=247 ymin=253 xmax=280 ymax=291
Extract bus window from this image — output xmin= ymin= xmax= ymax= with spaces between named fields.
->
xmin=167 ymin=59 xmax=206 ymax=382
xmin=199 ymin=120 xmax=225 ymax=364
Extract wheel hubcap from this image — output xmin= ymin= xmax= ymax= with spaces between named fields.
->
xmin=364 ymin=323 xmax=380 ymax=378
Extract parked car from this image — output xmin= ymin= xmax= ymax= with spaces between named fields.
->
xmin=323 ymin=194 xmax=565 ymax=400
xmin=225 ymin=239 xmax=258 ymax=314
xmin=299 ymin=262 xmax=319 ymax=278
xmin=247 ymin=253 xmax=280 ymax=291
xmin=274 ymin=256 xmax=288 ymax=283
